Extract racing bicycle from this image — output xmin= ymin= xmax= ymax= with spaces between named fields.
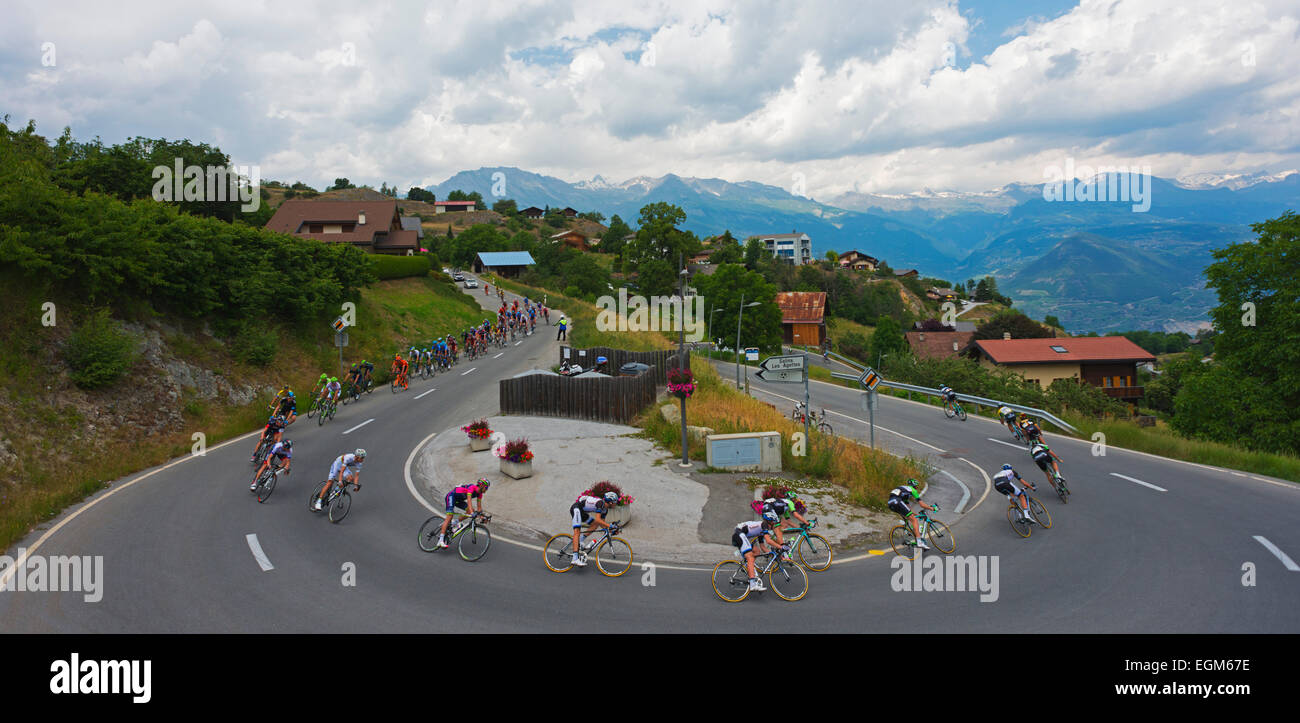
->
xmin=418 ymin=510 xmax=492 ymax=561
xmin=889 ymin=509 xmax=956 ymax=559
xmin=542 ymin=523 xmax=633 ymax=576
xmin=309 ymin=479 xmax=358 ymax=523
xmin=1007 ymin=491 xmax=1052 ymax=538
xmin=783 ymin=519 xmax=833 ymax=571
xmin=712 ymin=547 xmax=809 ymax=602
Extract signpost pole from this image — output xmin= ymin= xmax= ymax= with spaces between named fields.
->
xmin=869 ymin=391 xmax=876 ymax=449
xmin=803 ymin=352 xmax=810 ymax=451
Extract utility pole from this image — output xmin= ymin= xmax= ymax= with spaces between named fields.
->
xmin=678 ymin=262 xmax=690 ymax=468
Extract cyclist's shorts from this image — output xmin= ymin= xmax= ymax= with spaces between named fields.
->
xmin=1002 ymin=412 xmax=1017 ymax=422
xmin=993 ymin=477 xmax=1022 ymax=497
xmin=1032 ymin=454 xmax=1051 ymax=470
xmin=445 ymin=491 xmax=469 ymax=513
xmin=569 ymin=503 xmax=595 ymax=528
xmin=886 ymin=495 xmax=911 ymax=517
xmin=731 ymin=530 xmax=755 ymax=556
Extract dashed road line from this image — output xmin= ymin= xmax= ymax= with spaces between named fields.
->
xmin=1253 ymin=536 xmax=1299 ymax=571
xmin=987 ymin=437 xmax=1027 ymax=450
xmin=1109 ymin=472 xmax=1167 ymax=492
xmin=245 ymin=534 xmax=274 ymax=572
xmin=414 ymin=388 xmax=437 ymax=400
xmin=343 ymin=418 xmax=374 ymax=435
xmin=493 ymin=353 xmax=504 ymax=359
xmin=461 ymin=367 xmax=477 ymax=376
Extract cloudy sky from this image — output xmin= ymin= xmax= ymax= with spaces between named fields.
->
xmin=3 ymin=0 xmax=1297 ymax=199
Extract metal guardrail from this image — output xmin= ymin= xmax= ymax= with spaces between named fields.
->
xmin=825 ymin=370 xmax=1079 ymax=435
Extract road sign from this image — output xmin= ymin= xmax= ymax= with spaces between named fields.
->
xmin=756 ymin=354 xmax=806 ymax=383
xmin=755 ymin=367 xmax=804 ymax=383
xmin=332 ymin=316 xmax=349 ymax=332
xmin=745 ymin=347 xmax=759 ymax=361
xmin=760 ymin=354 xmax=805 ymax=372
xmin=858 ymin=367 xmax=881 ymax=391
xmin=335 ymin=332 xmax=348 ymax=348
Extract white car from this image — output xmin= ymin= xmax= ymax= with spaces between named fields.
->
xmin=464 ymin=279 xmax=478 ymax=288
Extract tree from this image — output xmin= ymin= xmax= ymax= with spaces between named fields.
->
xmin=709 ymin=233 xmax=743 ymax=265
xmin=868 ymin=315 xmax=907 ymax=367
xmin=694 ymin=264 xmax=782 ymax=353
xmin=972 ymin=310 xmax=1052 ymax=340
xmin=407 ymin=187 xmax=435 ymax=203
xmin=743 ymin=238 xmax=767 ymax=268
xmin=622 ymin=202 xmax=700 ymax=294
xmin=492 ymin=198 xmax=518 ymax=215
xmin=825 ymin=250 xmax=839 ymax=265
xmin=578 ymin=210 xmax=606 ymax=223
xmin=329 ymin=178 xmax=355 ymax=191
xmin=601 ymin=215 xmax=632 ymax=255
xmin=1044 ymin=314 xmax=1062 ymax=330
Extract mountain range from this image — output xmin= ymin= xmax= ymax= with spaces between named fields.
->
xmin=424 ymin=168 xmax=1300 ymax=333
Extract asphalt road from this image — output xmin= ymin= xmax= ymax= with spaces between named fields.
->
xmin=2 ymin=285 xmax=1297 ymax=633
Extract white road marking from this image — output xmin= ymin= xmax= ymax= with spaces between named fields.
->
xmin=1253 ymin=536 xmax=1300 ymax=571
xmin=515 ymin=341 xmax=522 ymax=346
xmin=987 ymin=437 xmax=1027 ymax=450
xmin=414 ymin=388 xmax=437 ymax=400
xmin=245 ymin=534 xmax=274 ymax=572
xmin=343 ymin=418 xmax=374 ymax=435
xmin=751 ymin=386 xmax=944 ymax=452
xmin=493 ymin=353 xmax=504 ymax=359
xmin=1109 ymin=472 xmax=1167 ymax=492
xmin=462 ymin=367 xmax=477 ymax=376
xmin=959 ymin=457 xmax=993 ymax=513
xmin=940 ymin=470 xmax=971 ymax=514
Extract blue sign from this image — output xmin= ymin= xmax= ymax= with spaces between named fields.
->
xmin=711 ymin=437 xmax=761 ymax=467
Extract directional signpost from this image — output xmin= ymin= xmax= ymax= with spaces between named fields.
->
xmin=857 ymin=366 xmax=881 ymax=448
xmin=332 ymin=316 xmax=351 ymax=377
xmin=756 ymin=354 xmax=811 ymax=449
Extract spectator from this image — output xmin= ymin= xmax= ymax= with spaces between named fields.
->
xmin=557 ymin=316 xmax=569 ymax=341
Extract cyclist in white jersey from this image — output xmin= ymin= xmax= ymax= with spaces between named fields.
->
xmin=569 ymin=492 xmax=618 ymax=567
xmin=316 ymin=449 xmax=365 ymax=510
xmin=993 ymin=464 xmax=1039 ymax=524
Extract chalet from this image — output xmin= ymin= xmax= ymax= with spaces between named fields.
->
xmin=473 ymin=251 xmax=535 ymax=278
xmin=906 ymin=331 xmax=975 ymax=360
xmin=775 ymin=291 xmax=826 ymax=346
xmin=550 ymin=229 xmax=589 ymax=250
xmin=894 ymin=268 xmax=919 ymax=278
xmin=969 ymin=336 xmax=1156 ymax=402
xmin=837 ymin=250 xmax=879 ymax=271
xmin=432 ymin=200 xmax=477 ymax=213
xmin=521 ymin=206 xmax=545 ymax=219
xmin=926 ymin=287 xmax=958 ymax=301
xmin=561 ymin=207 xmax=579 ymax=218
xmin=265 ymin=200 xmax=419 ymax=255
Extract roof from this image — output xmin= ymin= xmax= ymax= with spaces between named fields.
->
xmin=906 ymin=331 xmax=975 ymax=360
xmin=477 ymin=251 xmax=536 ymax=267
xmin=839 ymin=250 xmax=878 ymax=262
xmin=973 ymin=337 xmax=1156 ymax=365
xmin=399 ymin=216 xmax=424 ymax=238
xmin=894 ymin=268 xmax=918 ymax=276
xmin=434 ymin=200 xmax=477 ymax=207
xmin=521 ymin=206 xmax=544 ymax=214
xmin=774 ymin=292 xmax=826 ymax=324
xmin=756 ymin=232 xmax=809 ymax=241
xmin=550 ymin=229 xmax=587 ymax=239
xmin=265 ymin=200 xmax=418 ymax=251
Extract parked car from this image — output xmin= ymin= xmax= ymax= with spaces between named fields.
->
xmin=464 ymin=279 xmax=478 ymax=288
xmin=618 ymin=362 xmax=650 ymax=377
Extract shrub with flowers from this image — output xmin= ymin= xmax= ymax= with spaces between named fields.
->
xmin=581 ymin=480 xmax=635 ymax=506
xmin=462 ymin=419 xmax=492 ymax=439
xmin=666 ymin=367 xmax=695 ymax=399
xmin=495 ymin=438 xmax=534 ymax=463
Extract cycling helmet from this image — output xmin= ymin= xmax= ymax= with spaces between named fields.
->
xmin=762 ymin=511 xmax=779 ymax=523
xmin=354 ymin=448 xmax=367 ymax=459
xmin=330 ymin=376 xmax=337 ymax=382
xmin=287 ymin=391 xmax=294 ymax=398
xmin=282 ymin=440 xmax=292 ymax=450
xmin=604 ymin=491 xmax=619 ymax=503
xmin=477 ymin=478 xmax=491 ymax=490
xmin=1002 ymin=464 xmax=1013 ymax=471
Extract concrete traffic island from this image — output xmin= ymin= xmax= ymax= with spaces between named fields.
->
xmin=414 ymin=415 xmax=893 ymax=565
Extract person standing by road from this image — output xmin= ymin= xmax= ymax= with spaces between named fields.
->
xmin=556 ymin=316 xmax=568 ymax=340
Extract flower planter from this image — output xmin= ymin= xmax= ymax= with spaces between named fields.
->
xmin=500 ymin=458 xmax=533 ymax=479
xmin=606 ymin=504 xmax=632 ymax=527
xmin=469 ymin=437 xmax=491 ymax=452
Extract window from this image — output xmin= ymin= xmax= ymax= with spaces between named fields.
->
xmin=1104 ymin=377 xmax=1112 ymax=387
xmin=1050 ymin=345 xmax=1068 ymax=353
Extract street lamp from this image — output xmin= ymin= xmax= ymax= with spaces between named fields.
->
xmin=678 ymin=267 xmax=691 ymax=468
xmin=734 ymin=297 xmax=761 ymax=388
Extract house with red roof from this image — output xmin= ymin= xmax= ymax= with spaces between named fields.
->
xmin=969 ymin=336 xmax=1156 ymax=402
xmin=265 ymin=199 xmax=419 ymax=254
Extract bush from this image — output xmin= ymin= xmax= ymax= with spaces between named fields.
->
xmin=64 ymin=311 xmax=137 ymax=389
xmin=839 ymin=331 xmax=870 ymax=361
xmin=230 ymin=324 xmax=278 ymax=367
xmin=368 ymin=254 xmax=431 ymax=280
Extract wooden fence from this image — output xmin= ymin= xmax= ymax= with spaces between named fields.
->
xmin=499 ymin=365 xmax=663 ymax=424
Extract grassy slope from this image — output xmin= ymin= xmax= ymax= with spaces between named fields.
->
xmin=0 ymin=274 xmax=484 ymax=551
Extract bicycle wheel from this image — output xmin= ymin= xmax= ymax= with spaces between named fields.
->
xmin=1055 ymin=476 xmax=1070 ymax=504
xmin=1007 ymin=505 xmax=1031 ymax=538
xmin=543 ymin=533 xmax=575 ymax=572
xmin=306 ymin=400 xmax=318 ymax=419
xmin=711 ymin=560 xmax=750 ymax=602
xmin=796 ymin=533 xmax=834 ymax=571
xmin=594 ymin=537 xmax=633 ymax=577
xmin=1028 ymin=495 xmax=1052 ymax=529
xmin=943 ymin=403 xmax=955 ymax=419
xmin=252 ymin=439 xmax=268 ymax=465
xmin=889 ymin=525 xmax=918 ymax=559
xmin=328 ymin=491 xmax=351 ymax=523
xmin=926 ymin=519 xmax=956 ymax=554
xmin=817 ymin=421 xmax=833 ymax=436
xmin=318 ymin=404 xmax=328 ymax=426
xmin=309 ymin=482 xmax=328 ymax=511
xmin=458 ymin=523 xmax=491 ymax=562
xmin=256 ymin=470 xmax=276 ymax=503
xmin=956 ymin=405 xmax=968 ymax=421
xmin=767 ymin=559 xmax=809 ymax=601
xmin=417 ymin=516 xmax=446 ymax=552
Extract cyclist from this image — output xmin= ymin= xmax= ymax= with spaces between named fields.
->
xmin=321 ymin=376 xmax=342 ymax=407
xmin=996 ymin=404 xmax=1018 ymax=434
xmin=315 ymin=449 xmax=365 ymax=511
xmin=886 ymin=480 xmax=939 ymax=550
xmin=310 ymin=373 xmax=329 ymax=400
xmin=392 ymin=353 xmax=410 ymax=389
xmin=251 ymin=414 xmax=289 ymax=462
xmin=937 ymin=383 xmax=957 ymax=412
xmin=434 ymin=479 xmax=490 ymax=548
xmin=993 ymin=464 xmax=1039 ymax=524
xmin=344 ymin=362 xmax=362 ymax=390
xmin=732 ymin=513 xmax=781 ymax=592
xmin=569 ymin=491 xmax=619 ymax=567
xmin=1028 ymin=441 xmax=1065 ymax=486
xmin=762 ymin=493 xmax=810 ymax=547
xmin=268 ymin=383 xmax=292 ymax=413
xmin=251 ymin=439 xmax=293 ymax=491
xmin=1019 ymin=417 xmax=1044 ymax=445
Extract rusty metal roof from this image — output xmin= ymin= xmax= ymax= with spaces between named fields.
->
xmin=775 ymin=292 xmax=826 ymax=324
